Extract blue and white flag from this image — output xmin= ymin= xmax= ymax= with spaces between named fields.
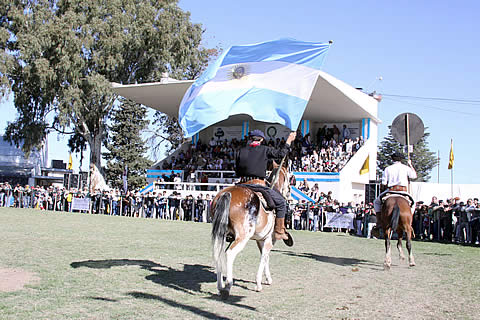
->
xmin=290 ymin=186 xmax=316 ymax=203
xmin=179 ymin=38 xmax=332 ymax=137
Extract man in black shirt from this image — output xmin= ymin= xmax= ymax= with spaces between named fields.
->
xmin=235 ymin=129 xmax=296 ymax=242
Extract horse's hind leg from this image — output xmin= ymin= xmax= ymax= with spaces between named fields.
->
xmin=222 ymin=236 xmax=249 ymax=299
xmin=397 ymin=231 xmax=406 ymax=261
xmin=255 ymin=238 xmax=274 ymax=292
xmin=406 ymin=226 xmax=416 ymax=267
xmin=384 ymin=228 xmax=392 ymax=270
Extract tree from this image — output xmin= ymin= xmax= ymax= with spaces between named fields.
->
xmin=377 ymin=127 xmax=438 ymax=182
xmin=105 ymin=99 xmax=152 ymax=190
xmin=148 ymin=112 xmax=184 ymax=159
xmin=1 ymin=0 xmax=212 ymax=175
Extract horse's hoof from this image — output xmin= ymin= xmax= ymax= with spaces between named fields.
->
xmin=265 ymin=278 xmax=272 ymax=285
xmin=409 ymin=262 xmax=416 ymax=267
xmin=220 ymin=289 xmax=230 ymax=300
xmin=255 ymin=284 xmax=263 ymax=292
xmin=383 ymin=264 xmax=391 ymax=271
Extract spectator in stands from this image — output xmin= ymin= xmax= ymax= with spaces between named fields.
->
xmin=342 ymin=125 xmax=350 ymax=141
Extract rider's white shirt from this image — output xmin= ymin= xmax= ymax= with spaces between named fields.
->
xmin=381 ymin=161 xmax=417 ymax=187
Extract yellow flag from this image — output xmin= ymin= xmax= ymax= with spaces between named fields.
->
xmin=360 ymin=155 xmax=369 ymax=175
xmin=448 ymin=140 xmax=454 ymax=170
xmin=67 ymin=153 xmax=73 ymax=170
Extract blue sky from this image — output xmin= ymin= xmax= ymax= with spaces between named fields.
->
xmin=178 ymin=0 xmax=480 ymax=184
xmin=1 ymin=0 xmax=479 ymax=183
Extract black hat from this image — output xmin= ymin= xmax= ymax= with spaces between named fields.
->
xmin=249 ymin=129 xmax=265 ymax=139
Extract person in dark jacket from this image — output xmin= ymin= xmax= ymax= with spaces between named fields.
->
xmin=235 ymin=129 xmax=296 ymax=242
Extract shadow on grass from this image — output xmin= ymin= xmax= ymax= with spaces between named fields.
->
xmin=422 ymin=252 xmax=453 ymax=256
xmin=71 ymin=259 xmax=214 ymax=294
xmin=71 ymin=259 xmax=257 ymax=311
xmin=86 ymin=296 xmax=118 ymax=302
xmin=128 ymin=291 xmax=233 ymax=320
xmin=273 ymin=250 xmax=377 ymax=267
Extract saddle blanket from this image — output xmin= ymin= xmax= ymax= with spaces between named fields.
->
xmin=381 ymin=190 xmax=415 ymax=207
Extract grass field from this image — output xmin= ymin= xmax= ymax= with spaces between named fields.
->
xmin=1 ymin=208 xmax=479 ymax=319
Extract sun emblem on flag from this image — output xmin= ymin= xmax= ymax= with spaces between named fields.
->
xmin=228 ymin=64 xmax=249 ymax=80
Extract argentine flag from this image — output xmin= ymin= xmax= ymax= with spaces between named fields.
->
xmin=179 ymin=38 xmax=332 ymax=137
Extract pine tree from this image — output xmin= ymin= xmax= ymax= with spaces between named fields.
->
xmin=377 ymin=127 xmax=438 ymax=182
xmin=105 ymin=99 xmax=152 ymax=190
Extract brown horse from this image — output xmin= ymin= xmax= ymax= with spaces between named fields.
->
xmin=211 ymin=165 xmax=290 ymax=299
xmin=379 ymin=196 xmax=416 ymax=270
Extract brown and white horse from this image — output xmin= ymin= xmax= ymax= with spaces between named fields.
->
xmin=379 ymin=196 xmax=416 ymax=270
xmin=211 ymin=165 xmax=290 ymax=299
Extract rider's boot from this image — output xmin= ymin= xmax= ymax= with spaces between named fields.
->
xmin=275 ymin=217 xmax=294 ymax=246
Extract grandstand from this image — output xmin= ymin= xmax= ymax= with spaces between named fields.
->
xmin=112 ymin=70 xmax=380 ymax=204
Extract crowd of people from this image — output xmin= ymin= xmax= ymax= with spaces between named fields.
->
xmin=160 ymin=128 xmax=363 ymax=175
xmin=289 ymin=133 xmax=364 ymax=173
xmin=1 ymin=180 xmax=479 ymax=245
xmin=0 ymin=182 xmax=215 ymax=221
xmin=412 ymin=196 xmax=480 ymax=245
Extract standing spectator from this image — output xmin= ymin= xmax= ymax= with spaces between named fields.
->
xmin=312 ymin=204 xmax=320 ymax=232
xmin=332 ymin=125 xmax=340 ymax=142
xmin=205 ymin=194 xmax=212 ymax=223
xmin=316 ymin=125 xmax=326 ymax=147
xmin=23 ymin=185 xmax=32 ymax=208
xmin=456 ymin=202 xmax=469 ymax=243
xmin=145 ymin=192 xmax=155 ymax=218
xmin=195 ymin=194 xmax=205 ymax=222
xmin=342 ymin=124 xmax=350 ymax=141
xmin=293 ymin=206 xmax=301 ymax=230
xmin=469 ymin=202 xmax=480 ymax=244
xmin=168 ymin=192 xmax=180 ymax=220
xmin=367 ymin=210 xmax=377 ymax=239
xmin=111 ymin=191 xmax=119 ymax=216
xmin=355 ymin=205 xmax=364 ymax=236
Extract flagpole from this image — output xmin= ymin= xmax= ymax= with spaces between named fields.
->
xmin=450 ymin=139 xmax=453 ymax=198
xmin=451 ymin=161 xmax=453 ymax=199
xmin=437 ymin=150 xmax=440 ymax=184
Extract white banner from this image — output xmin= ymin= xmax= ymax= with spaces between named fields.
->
xmin=213 ymin=126 xmax=243 ymax=141
xmin=264 ymin=124 xmax=291 ymax=139
xmin=324 ymin=212 xmax=354 ymax=229
xmin=71 ymin=197 xmax=91 ymax=211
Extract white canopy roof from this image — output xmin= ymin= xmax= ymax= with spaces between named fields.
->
xmin=111 ymin=71 xmax=379 ymax=124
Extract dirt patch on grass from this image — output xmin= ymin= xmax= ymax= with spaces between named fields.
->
xmin=0 ymin=268 xmax=39 ymax=292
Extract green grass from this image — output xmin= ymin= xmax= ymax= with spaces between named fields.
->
xmin=1 ymin=207 xmax=479 ymax=319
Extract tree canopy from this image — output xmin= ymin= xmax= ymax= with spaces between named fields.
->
xmin=377 ymin=126 xmax=438 ymax=182
xmin=1 ymin=0 xmax=212 ymax=173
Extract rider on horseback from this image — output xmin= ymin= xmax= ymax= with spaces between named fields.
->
xmin=235 ymin=129 xmax=296 ymax=242
xmin=373 ymin=151 xmax=417 ymax=218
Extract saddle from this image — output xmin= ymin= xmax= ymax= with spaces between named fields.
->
xmin=226 ymin=183 xmax=275 ymax=243
xmin=236 ymin=183 xmax=276 ymax=211
xmin=381 ymin=191 xmax=415 ymax=207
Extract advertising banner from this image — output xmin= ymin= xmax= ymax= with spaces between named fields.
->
xmin=324 ymin=212 xmax=354 ymax=229
xmin=71 ymin=197 xmax=91 ymax=211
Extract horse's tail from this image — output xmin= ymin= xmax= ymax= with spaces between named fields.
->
xmin=211 ymin=192 xmax=231 ymax=275
xmin=391 ymin=203 xmax=400 ymax=231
